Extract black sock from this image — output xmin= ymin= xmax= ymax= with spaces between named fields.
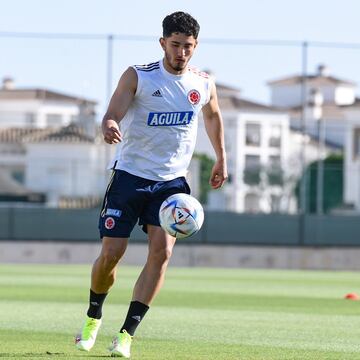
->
xmin=120 ymin=301 xmax=149 ymax=336
xmin=87 ymin=289 xmax=108 ymax=319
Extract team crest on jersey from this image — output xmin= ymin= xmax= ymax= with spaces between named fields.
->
xmin=187 ymin=89 xmax=201 ymax=105
xmin=105 ymin=217 xmax=115 ymax=230
xmin=147 ymin=111 xmax=194 ymax=126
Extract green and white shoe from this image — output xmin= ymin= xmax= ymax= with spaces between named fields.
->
xmin=75 ymin=316 xmax=102 ymax=351
xmin=109 ymin=330 xmax=133 ymax=358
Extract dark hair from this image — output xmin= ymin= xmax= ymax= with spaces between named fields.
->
xmin=162 ymin=11 xmax=200 ymax=39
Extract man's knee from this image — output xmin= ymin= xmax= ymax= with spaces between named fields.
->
xmin=147 ymin=225 xmax=176 ymax=266
xmin=100 ymin=238 xmax=127 ymax=269
xmin=100 ymin=249 xmax=120 ymax=268
xmin=149 ymin=246 xmax=173 ymax=265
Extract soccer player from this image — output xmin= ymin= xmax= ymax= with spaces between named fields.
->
xmin=75 ymin=11 xmax=227 ymax=358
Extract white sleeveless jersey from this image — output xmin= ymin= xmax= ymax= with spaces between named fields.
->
xmin=110 ymin=59 xmax=212 ymax=181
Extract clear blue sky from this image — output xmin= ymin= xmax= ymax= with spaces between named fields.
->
xmin=1 ymin=0 xmax=359 ymax=115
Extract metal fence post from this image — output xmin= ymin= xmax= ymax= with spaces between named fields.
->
xmin=299 ymin=41 xmax=308 ymax=245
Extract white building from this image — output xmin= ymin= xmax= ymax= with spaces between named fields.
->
xmin=268 ymin=64 xmax=360 ymax=212
xmin=269 ymin=64 xmax=355 ymax=109
xmin=195 ymin=82 xmax=342 ymax=213
xmin=0 ymin=125 xmax=112 ymax=207
xmin=196 ymin=83 xmax=291 ymax=213
xmin=344 ymin=102 xmax=360 ymax=211
xmin=268 ymin=64 xmax=357 ymax=147
xmin=0 ymin=78 xmax=113 ymax=206
xmin=0 ymin=77 xmax=97 ymax=135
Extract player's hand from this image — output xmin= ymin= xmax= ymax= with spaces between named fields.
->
xmin=209 ymin=159 xmax=228 ymax=189
xmin=103 ymin=119 xmax=122 ymax=144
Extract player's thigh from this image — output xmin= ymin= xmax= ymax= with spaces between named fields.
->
xmin=100 ymin=236 xmax=129 ymax=260
xmin=140 ymin=176 xmax=190 ymax=228
xmin=147 ymin=224 xmax=176 ymax=258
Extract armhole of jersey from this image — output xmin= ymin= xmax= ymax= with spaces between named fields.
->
xmin=206 ymin=78 xmax=213 ymax=104
xmin=131 ymin=66 xmax=142 ymax=97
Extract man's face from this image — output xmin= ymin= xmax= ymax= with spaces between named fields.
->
xmin=160 ymin=33 xmax=198 ymax=74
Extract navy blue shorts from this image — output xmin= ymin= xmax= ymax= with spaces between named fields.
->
xmin=98 ymin=170 xmax=191 ymax=238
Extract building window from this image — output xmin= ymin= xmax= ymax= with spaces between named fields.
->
xmin=244 ymin=155 xmax=261 ymax=185
xmin=46 ymin=114 xmax=63 ymax=127
xmin=11 ymin=170 xmax=25 ymax=184
xmin=269 ymin=125 xmax=281 ymax=147
xmin=25 ymin=113 xmax=36 ymax=126
xmin=246 ymin=123 xmax=261 ymax=146
xmin=269 ymin=155 xmax=281 ymax=168
xmin=271 ymin=195 xmax=282 ymax=212
xmin=268 ymin=155 xmax=283 ymax=186
xmin=353 ymin=128 xmax=360 ymax=159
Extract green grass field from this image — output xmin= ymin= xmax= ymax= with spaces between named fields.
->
xmin=1 ymin=264 xmax=360 ymax=359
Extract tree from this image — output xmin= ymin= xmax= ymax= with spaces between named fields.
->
xmin=296 ymin=154 xmax=343 ymax=213
xmin=193 ymin=153 xmax=214 ymax=204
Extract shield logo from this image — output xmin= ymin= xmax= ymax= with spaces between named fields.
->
xmin=104 ymin=217 xmax=115 ymax=230
xmin=187 ymin=89 xmax=200 ymax=105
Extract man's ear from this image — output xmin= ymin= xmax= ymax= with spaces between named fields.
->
xmin=159 ymin=37 xmax=166 ymax=51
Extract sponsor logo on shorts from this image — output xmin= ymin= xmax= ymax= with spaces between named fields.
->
xmin=104 ymin=217 xmax=115 ymax=230
xmin=147 ymin=111 xmax=193 ymax=126
xmin=105 ymin=208 xmax=122 ymax=218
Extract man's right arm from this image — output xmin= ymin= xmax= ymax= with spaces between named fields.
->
xmin=102 ymin=67 xmax=137 ymax=144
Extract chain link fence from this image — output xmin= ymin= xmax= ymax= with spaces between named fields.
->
xmin=1 ymin=32 xmax=360 ymax=217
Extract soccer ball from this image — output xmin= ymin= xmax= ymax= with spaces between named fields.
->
xmin=159 ymin=193 xmax=204 ymax=239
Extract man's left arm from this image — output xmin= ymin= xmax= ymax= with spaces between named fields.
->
xmin=201 ymin=82 xmax=228 ymax=189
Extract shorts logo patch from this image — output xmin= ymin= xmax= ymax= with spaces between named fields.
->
xmin=187 ymin=89 xmax=200 ymax=105
xmin=105 ymin=217 xmax=115 ymax=230
xmin=105 ymin=208 xmax=122 ymax=218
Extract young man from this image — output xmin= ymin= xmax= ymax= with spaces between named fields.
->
xmin=75 ymin=11 xmax=227 ymax=358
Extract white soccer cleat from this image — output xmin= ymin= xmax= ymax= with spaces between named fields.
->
xmin=109 ymin=329 xmax=133 ymax=358
xmin=75 ymin=316 xmax=102 ymax=352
